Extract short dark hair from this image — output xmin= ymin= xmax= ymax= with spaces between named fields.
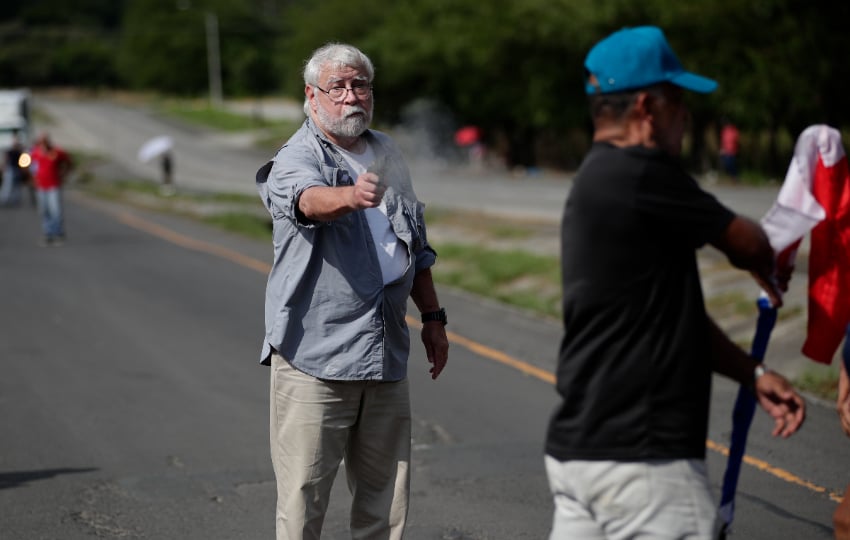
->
xmin=587 ymin=83 xmax=670 ymax=122
xmin=588 ymin=91 xmax=640 ymax=121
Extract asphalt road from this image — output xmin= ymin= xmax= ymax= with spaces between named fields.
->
xmin=0 ymin=193 xmax=560 ymax=539
xmin=0 ymin=94 xmax=845 ymax=539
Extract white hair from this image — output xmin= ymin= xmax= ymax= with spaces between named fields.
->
xmin=302 ymin=43 xmax=375 ymax=116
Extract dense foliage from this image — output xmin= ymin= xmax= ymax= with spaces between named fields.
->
xmin=1 ymin=0 xmax=848 ymax=172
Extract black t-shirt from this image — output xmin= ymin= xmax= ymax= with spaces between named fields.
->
xmin=545 ymin=142 xmax=735 ymax=461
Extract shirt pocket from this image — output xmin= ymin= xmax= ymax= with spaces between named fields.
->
xmin=322 ymin=164 xmax=353 ymax=187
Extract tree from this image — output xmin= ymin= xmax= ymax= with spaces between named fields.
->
xmin=118 ymin=0 xmax=208 ymax=95
xmin=117 ymin=0 xmax=280 ymax=97
xmin=5 ymin=0 xmax=850 ymax=174
xmin=274 ymin=0 xmax=389 ymax=98
xmin=0 ymin=0 xmax=125 ymax=88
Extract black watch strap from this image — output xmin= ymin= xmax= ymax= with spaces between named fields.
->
xmin=421 ymin=308 xmax=447 ymax=326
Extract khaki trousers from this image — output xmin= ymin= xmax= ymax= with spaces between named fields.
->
xmin=270 ymin=354 xmax=411 ymax=540
xmin=545 ymin=456 xmax=719 ymax=539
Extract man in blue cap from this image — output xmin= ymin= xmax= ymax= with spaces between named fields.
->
xmin=544 ymin=26 xmax=806 ymax=539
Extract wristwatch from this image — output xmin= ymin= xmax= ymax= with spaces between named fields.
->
xmin=753 ymin=363 xmax=767 ymax=386
xmin=421 ymin=308 xmax=447 ymax=326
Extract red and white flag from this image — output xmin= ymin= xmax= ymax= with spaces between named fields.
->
xmin=761 ymin=124 xmax=850 ymax=364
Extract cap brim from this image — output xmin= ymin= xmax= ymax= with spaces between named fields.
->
xmin=670 ymin=72 xmax=718 ymax=94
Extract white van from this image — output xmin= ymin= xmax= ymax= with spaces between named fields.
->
xmin=0 ymin=89 xmax=31 ymax=152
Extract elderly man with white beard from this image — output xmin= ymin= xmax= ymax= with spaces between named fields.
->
xmin=255 ymin=43 xmax=449 ymax=540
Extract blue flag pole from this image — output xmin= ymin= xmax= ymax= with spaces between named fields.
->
xmin=718 ymin=295 xmax=777 ymax=539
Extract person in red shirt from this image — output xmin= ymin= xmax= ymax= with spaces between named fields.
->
xmin=29 ymin=133 xmax=72 ymax=245
xmin=720 ymin=119 xmax=740 ymax=182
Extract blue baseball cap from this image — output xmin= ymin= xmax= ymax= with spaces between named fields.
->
xmin=584 ymin=26 xmax=717 ymax=95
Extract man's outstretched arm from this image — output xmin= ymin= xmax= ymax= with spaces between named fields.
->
xmin=711 ymin=215 xmax=784 ymax=307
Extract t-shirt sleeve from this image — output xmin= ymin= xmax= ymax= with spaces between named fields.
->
xmin=637 ymin=163 xmax=736 ymax=248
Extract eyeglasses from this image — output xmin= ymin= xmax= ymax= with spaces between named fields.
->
xmin=315 ymin=84 xmax=373 ymax=102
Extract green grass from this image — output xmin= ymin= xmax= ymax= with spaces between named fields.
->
xmin=705 ymin=290 xmax=754 ymax=319
xmin=424 ymin=207 xmax=537 ymax=240
xmin=432 ymin=243 xmax=561 ymax=319
xmin=78 ymin=179 xmax=272 ymax=240
xmin=737 ymin=169 xmax=781 ymax=186
xmin=84 ymin=179 xmax=161 ymax=197
xmin=253 ymin=130 xmax=295 ymax=153
xmin=159 ymin=101 xmax=275 ymax=132
xmin=795 ymin=363 xmax=841 ymax=401
xmin=84 ymin=179 xmax=257 ymax=204
xmin=155 ymin=100 xmax=301 ymax=152
xmin=201 ymin=212 xmax=272 ymax=240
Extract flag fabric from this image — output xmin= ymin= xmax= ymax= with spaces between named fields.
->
xmin=760 ymin=124 xmax=850 ymax=364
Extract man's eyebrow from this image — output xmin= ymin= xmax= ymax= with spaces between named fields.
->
xmin=325 ymin=76 xmax=369 ymax=86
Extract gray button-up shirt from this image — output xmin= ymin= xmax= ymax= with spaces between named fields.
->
xmin=256 ymin=118 xmax=436 ymax=381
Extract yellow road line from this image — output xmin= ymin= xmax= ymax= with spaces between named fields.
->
xmin=444 ymin=329 xmax=556 ymax=384
xmin=706 ymin=440 xmax=843 ymax=502
xmin=86 ymin=196 xmax=842 ymax=504
xmin=117 ymin=211 xmax=273 ymax=274
xmin=74 ymin=194 xmax=272 ymax=274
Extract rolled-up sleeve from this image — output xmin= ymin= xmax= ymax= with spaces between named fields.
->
xmin=267 ymin=147 xmax=329 ymax=227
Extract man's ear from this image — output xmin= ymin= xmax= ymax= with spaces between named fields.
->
xmin=305 ymin=85 xmax=316 ymax=112
xmin=630 ymin=91 xmax=658 ymax=147
xmin=632 ymin=91 xmax=653 ymax=118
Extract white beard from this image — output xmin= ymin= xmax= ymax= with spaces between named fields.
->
xmin=316 ymin=103 xmax=372 ymax=139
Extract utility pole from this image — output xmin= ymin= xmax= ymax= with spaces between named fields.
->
xmin=205 ymin=11 xmax=223 ymax=108
xmin=179 ymin=2 xmax=224 ymax=107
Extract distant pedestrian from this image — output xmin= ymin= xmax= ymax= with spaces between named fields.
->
xmin=545 ymin=26 xmax=805 ymax=540
xmin=160 ymin=151 xmax=176 ymax=195
xmin=720 ymin=119 xmax=740 ymax=182
xmin=30 ymin=133 xmax=72 ymax=245
xmin=454 ymin=125 xmax=486 ymax=170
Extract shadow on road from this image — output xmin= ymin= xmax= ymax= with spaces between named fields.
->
xmin=0 ymin=467 xmax=98 ymax=490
